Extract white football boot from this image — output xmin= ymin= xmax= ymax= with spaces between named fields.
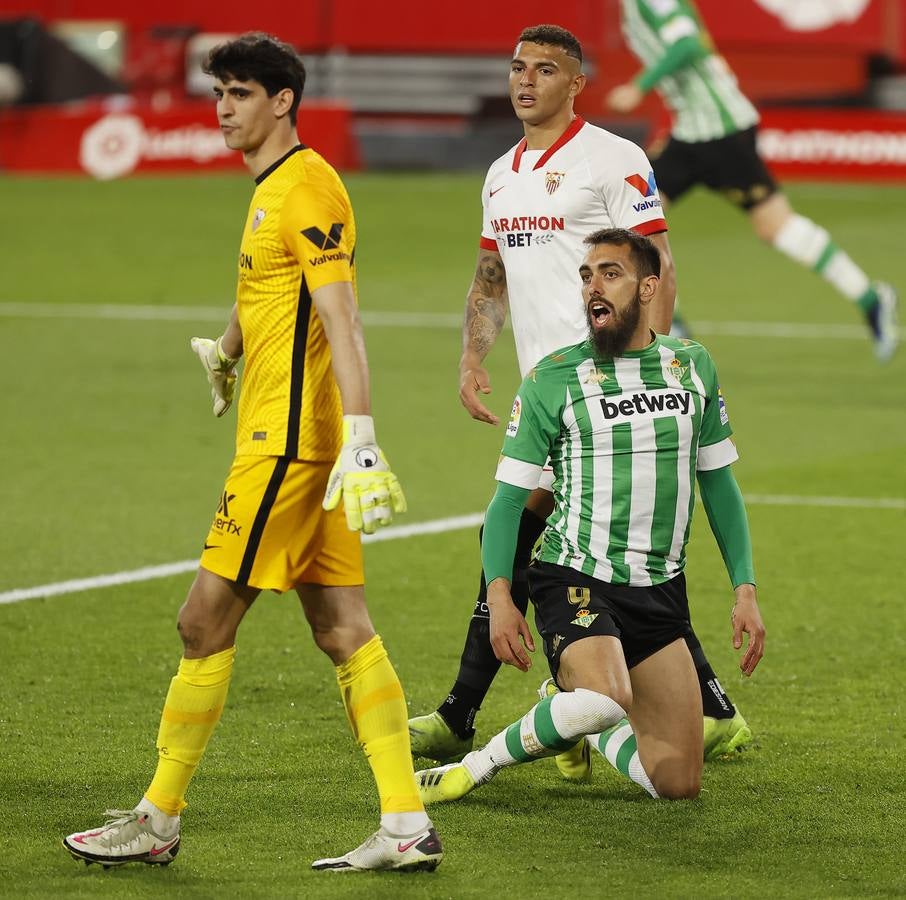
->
xmin=63 ymin=808 xmax=180 ymax=867
xmin=311 ymin=824 xmax=442 ymax=872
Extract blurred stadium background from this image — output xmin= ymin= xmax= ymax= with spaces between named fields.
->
xmin=1 ymin=1 xmax=904 ymax=897
xmin=3 ymin=0 xmax=906 ymax=177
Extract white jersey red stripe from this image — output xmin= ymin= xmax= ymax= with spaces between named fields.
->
xmin=479 ymin=117 xmax=668 ymax=375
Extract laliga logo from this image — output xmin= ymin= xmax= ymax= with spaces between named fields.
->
xmin=79 ymin=114 xmax=144 ymax=180
xmin=753 ymin=0 xmax=870 ymax=31
xmin=79 ymin=114 xmax=232 ymax=180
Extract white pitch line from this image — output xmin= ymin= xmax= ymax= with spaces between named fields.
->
xmin=0 ymin=513 xmax=485 ymax=606
xmin=745 ymin=493 xmax=906 ymax=511
xmin=0 ymin=302 xmax=901 ymax=340
xmin=0 ymin=497 xmax=901 ymax=606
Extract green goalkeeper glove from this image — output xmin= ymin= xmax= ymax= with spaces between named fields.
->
xmin=190 ymin=336 xmax=240 ymax=418
xmin=323 ymin=415 xmax=407 ymax=534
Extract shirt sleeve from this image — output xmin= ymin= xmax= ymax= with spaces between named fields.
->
xmin=697 ymin=465 xmax=755 ymax=588
xmin=280 ymin=179 xmax=355 ymax=292
xmin=600 ymin=137 xmax=668 ymax=236
xmin=637 ymin=0 xmax=703 ymax=43
xmin=482 ymin=481 xmax=532 ymax=584
xmin=696 ymin=347 xmax=738 ymax=471
xmin=633 ymin=1 xmax=707 ymax=92
xmin=495 ymin=369 xmax=562 ymax=488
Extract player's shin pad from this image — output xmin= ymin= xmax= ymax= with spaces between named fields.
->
xmin=323 ymin=415 xmax=406 ymax=534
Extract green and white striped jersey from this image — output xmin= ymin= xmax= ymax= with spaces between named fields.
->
xmin=621 ymin=0 xmax=759 ymax=142
xmin=496 ymin=335 xmax=738 ymax=586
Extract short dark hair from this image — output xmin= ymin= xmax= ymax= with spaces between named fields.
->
xmin=584 ymin=228 xmax=661 ymax=278
xmin=517 ymin=24 xmax=583 ymax=65
xmin=203 ymin=32 xmax=306 ymax=125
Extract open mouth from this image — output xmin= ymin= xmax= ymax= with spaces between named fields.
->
xmin=589 ymin=299 xmax=614 ymax=328
xmin=516 ymin=93 xmax=536 ymax=106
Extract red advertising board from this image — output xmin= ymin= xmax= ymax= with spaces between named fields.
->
xmin=696 ymin=0 xmax=886 ymax=51
xmin=0 ymin=99 xmax=358 ymax=176
xmin=756 ymin=108 xmax=906 ymax=181
xmin=4 ymin=0 xmax=902 ymax=60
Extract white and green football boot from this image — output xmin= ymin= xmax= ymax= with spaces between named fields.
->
xmin=866 ymin=281 xmax=899 ymax=363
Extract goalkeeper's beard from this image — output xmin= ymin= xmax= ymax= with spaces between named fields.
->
xmin=587 ymin=289 xmax=642 ymax=359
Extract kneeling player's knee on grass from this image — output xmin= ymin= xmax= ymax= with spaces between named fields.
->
xmin=653 ymin=767 xmax=701 ymax=800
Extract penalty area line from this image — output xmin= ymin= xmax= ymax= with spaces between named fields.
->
xmin=1 ymin=496 xmax=902 ymax=606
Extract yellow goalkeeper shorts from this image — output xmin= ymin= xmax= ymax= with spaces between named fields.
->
xmin=200 ymin=455 xmax=364 ymax=592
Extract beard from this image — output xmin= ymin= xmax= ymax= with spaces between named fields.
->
xmin=587 ymin=289 xmax=642 ymax=359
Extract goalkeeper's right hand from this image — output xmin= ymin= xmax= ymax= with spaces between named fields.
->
xmin=190 ymin=336 xmax=240 ymax=417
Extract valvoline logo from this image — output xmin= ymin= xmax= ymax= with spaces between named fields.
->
xmin=625 ymin=171 xmax=658 ymax=198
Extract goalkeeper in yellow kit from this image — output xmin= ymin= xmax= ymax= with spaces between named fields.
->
xmin=63 ymin=32 xmax=442 ymax=873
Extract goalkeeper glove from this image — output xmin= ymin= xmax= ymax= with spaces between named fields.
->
xmin=190 ymin=336 xmax=240 ymax=417
xmin=323 ymin=415 xmax=407 ymax=534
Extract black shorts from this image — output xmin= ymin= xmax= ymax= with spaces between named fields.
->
xmin=527 ymin=561 xmax=692 ymax=677
xmin=652 ymin=126 xmax=778 ymax=210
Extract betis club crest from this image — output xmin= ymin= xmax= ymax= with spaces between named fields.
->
xmin=668 ymin=357 xmax=687 ymax=380
xmin=545 ymin=171 xmax=565 ymax=195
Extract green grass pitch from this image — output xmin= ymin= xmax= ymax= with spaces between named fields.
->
xmin=0 ymin=171 xmax=904 ymax=898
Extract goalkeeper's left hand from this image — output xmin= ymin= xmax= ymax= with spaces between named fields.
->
xmin=190 ymin=336 xmax=240 ymax=417
xmin=323 ymin=415 xmax=407 ymax=534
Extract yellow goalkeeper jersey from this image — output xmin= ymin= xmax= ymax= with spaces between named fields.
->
xmin=234 ymin=144 xmax=355 ymax=460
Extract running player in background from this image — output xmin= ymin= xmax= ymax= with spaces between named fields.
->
xmin=607 ymin=0 xmax=899 ymax=362
xmin=415 ymin=228 xmax=765 ymax=806
xmin=409 ymin=23 xmax=753 ymax=775
xmin=63 ymin=33 xmax=441 ymax=874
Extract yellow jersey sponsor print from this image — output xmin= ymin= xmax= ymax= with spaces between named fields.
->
xmin=235 ymin=144 xmax=357 ymax=460
xmin=201 ymin=455 xmax=364 ymax=592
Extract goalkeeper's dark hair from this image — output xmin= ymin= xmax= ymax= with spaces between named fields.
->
xmin=584 ymin=228 xmax=661 ymax=279
xmin=517 ymin=25 xmax=583 ymax=66
xmin=203 ymin=33 xmax=306 ymax=125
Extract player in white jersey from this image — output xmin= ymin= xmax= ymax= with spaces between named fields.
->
xmin=608 ymin=0 xmax=898 ymax=362
xmin=414 ymin=228 xmax=765 ymax=806
xmin=480 ymin=111 xmax=669 ymax=376
xmin=409 ymin=24 xmax=752 ymax=774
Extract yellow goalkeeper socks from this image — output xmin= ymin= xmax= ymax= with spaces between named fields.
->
xmin=145 ymin=646 xmax=235 ymax=816
xmin=336 ymin=635 xmax=426 ymax=825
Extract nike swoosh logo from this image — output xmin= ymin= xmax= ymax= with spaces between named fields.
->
xmin=72 ymin=831 xmax=103 ymax=844
xmin=397 ymin=837 xmax=422 ymax=852
xmin=490 ymin=185 xmax=505 ymax=197
xmin=203 ymin=543 xmax=220 ymax=550
xmin=149 ymin=838 xmax=179 ymax=856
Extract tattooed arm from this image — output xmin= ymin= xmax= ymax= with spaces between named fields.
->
xmin=459 ymin=247 xmax=509 ymax=425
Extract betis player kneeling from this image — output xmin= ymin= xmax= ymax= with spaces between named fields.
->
xmin=415 ymin=228 xmax=765 ymax=804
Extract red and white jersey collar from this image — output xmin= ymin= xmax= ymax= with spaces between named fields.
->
xmin=512 ymin=116 xmax=586 ymax=173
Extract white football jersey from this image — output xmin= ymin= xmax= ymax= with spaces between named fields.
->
xmin=480 ymin=117 xmax=668 ymax=375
